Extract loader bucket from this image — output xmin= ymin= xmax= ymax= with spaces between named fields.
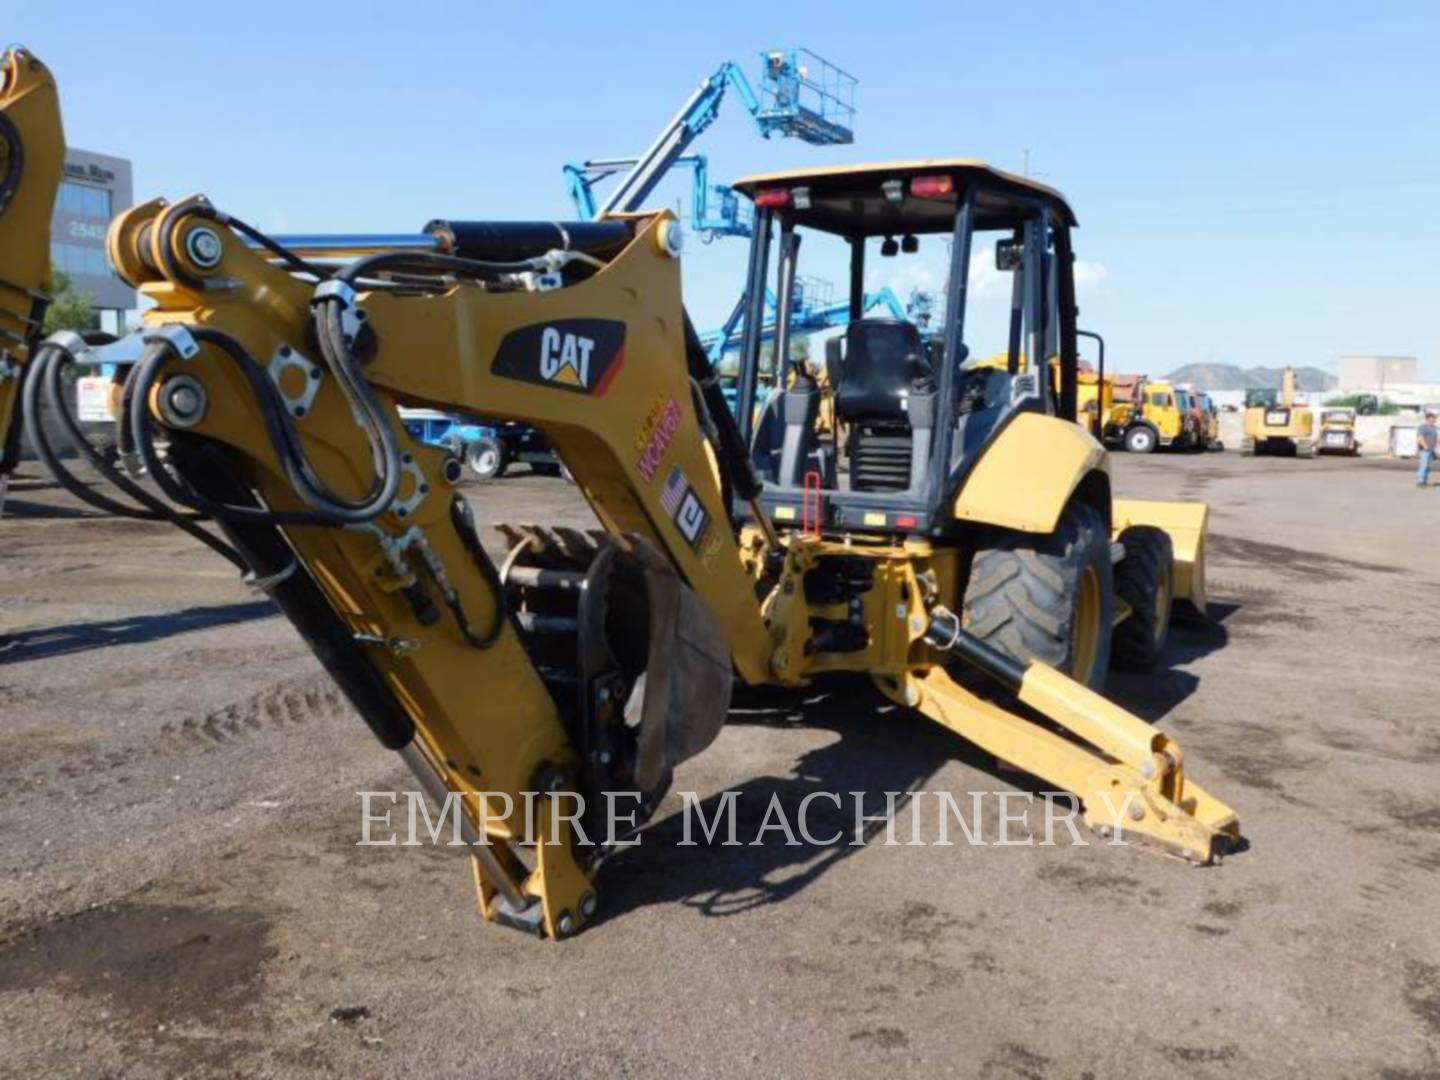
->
xmin=1112 ymin=499 xmax=1209 ymax=617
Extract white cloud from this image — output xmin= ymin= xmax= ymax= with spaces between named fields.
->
xmin=1074 ymin=260 xmax=1109 ymax=292
xmin=865 ymin=250 xmax=1109 ymax=306
xmin=967 ymin=250 xmax=1009 ymax=301
xmin=866 ymin=257 xmax=944 ymax=300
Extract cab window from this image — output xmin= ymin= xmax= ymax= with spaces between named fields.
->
xmin=1149 ymin=392 xmax=1172 ymax=408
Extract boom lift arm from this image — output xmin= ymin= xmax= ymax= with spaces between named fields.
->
xmin=565 ymin=50 xmax=856 ymax=228
xmin=28 ymin=170 xmax=1244 ymax=938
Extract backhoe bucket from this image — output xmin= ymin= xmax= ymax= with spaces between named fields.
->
xmin=498 ymin=526 xmax=733 ymax=805
xmin=1112 ymin=498 xmax=1209 ymax=617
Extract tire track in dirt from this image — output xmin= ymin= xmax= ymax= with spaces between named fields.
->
xmin=2 ymin=674 xmax=350 ymax=801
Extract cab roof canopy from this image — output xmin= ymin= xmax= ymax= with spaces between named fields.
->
xmin=731 ymin=159 xmax=1077 ymax=237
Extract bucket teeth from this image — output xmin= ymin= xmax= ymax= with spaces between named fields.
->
xmin=495 ymin=524 xmax=608 ymax=567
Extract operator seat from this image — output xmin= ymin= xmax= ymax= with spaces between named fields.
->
xmin=830 ymin=319 xmax=935 ymax=492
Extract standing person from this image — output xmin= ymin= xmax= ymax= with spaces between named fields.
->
xmin=1419 ymin=409 xmax=1439 ymax=488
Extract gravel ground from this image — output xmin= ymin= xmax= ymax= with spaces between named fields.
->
xmin=1 ymin=449 xmax=1438 ymax=1078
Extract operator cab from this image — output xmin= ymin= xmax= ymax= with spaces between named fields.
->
xmin=729 ymin=160 xmax=1083 ymax=535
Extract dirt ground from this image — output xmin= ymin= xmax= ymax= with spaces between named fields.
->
xmin=1 ymin=449 xmax=1438 ymax=1079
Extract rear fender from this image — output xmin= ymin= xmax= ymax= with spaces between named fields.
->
xmin=1113 ymin=498 xmax=1209 ymax=617
xmin=953 ymin=412 xmax=1109 ymax=534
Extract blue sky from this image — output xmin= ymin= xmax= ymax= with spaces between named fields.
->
xmin=12 ymin=1 xmax=1438 ymax=377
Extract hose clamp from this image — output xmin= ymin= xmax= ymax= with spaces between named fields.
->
xmin=313 ymin=279 xmax=356 ymax=307
xmin=313 ymin=279 xmax=362 ymax=340
xmin=79 ymin=333 xmax=148 ymax=368
xmin=44 ymin=329 xmax=89 ymax=359
xmin=144 ymin=324 xmax=200 ymax=361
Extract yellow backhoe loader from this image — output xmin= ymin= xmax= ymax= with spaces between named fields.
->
xmin=29 ymin=144 xmax=1241 ymax=938
xmin=1243 ymin=366 xmax=1315 ymax=456
xmin=0 ymin=48 xmax=64 ymax=511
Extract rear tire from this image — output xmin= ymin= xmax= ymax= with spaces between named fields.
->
xmin=1111 ymin=526 xmax=1174 ymax=672
xmin=1124 ymin=425 xmax=1158 ymax=454
xmin=467 ymin=437 xmax=507 ymax=480
xmin=962 ymin=503 xmax=1114 ymax=691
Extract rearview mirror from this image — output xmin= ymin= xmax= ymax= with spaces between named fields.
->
xmin=995 ymin=239 xmax=1022 ymax=271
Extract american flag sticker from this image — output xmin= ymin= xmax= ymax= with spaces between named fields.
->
xmin=660 ymin=466 xmax=687 ymax=515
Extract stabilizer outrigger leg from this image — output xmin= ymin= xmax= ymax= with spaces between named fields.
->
xmin=911 ymin=607 xmax=1240 ymax=863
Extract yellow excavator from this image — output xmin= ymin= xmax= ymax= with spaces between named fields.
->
xmin=1243 ymin=366 xmax=1315 ymax=457
xmin=24 ymin=82 xmax=1241 ymax=936
xmin=0 ymin=48 xmax=64 ymax=510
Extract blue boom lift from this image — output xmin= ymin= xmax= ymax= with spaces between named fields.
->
xmin=564 ymin=49 xmax=857 ymax=236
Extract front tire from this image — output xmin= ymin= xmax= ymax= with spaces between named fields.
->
xmin=1124 ymin=425 xmax=1158 ymax=454
xmin=467 ymin=436 xmax=507 ymax=480
xmin=1111 ymin=526 xmax=1174 ymax=671
xmin=962 ymin=503 xmax=1114 ymax=691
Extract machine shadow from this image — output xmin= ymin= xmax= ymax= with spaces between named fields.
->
xmin=0 ymin=497 xmax=102 ymax=520
xmin=1106 ymin=600 xmax=1236 ymax=722
xmin=0 ymin=601 xmax=278 ymax=663
xmin=596 ymin=603 xmax=1238 ymax=926
xmin=595 ymin=674 xmax=1039 ymax=927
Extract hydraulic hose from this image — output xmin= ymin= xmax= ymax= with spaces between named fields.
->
xmin=192 ymin=326 xmax=400 ymax=521
xmin=123 ymin=321 xmax=413 ymax=526
xmin=43 ymin=340 xmax=204 ymax=524
xmin=126 ymin=337 xmax=368 ymax=526
xmin=21 ymin=341 xmax=247 ymax=568
xmin=335 ymin=249 xmax=540 ymax=288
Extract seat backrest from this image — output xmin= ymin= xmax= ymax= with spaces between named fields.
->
xmin=833 ymin=319 xmax=927 ymax=423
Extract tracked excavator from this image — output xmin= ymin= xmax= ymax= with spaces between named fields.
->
xmin=17 ymin=61 xmax=1241 ymax=937
xmin=1243 ymin=366 xmax=1315 ymax=457
xmin=0 ymin=48 xmax=64 ymax=511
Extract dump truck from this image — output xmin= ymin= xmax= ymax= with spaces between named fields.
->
xmin=1101 ymin=376 xmax=1195 ymax=453
xmin=29 ymin=143 xmax=1242 ymax=938
xmin=1175 ymin=383 xmax=1222 ymax=451
xmin=0 ymin=48 xmax=64 ymax=511
xmin=1196 ymin=390 xmax=1224 ymax=450
xmin=1243 ymin=366 xmax=1315 ymax=456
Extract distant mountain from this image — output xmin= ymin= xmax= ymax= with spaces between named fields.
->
xmin=1163 ymin=363 xmax=1337 ymax=392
